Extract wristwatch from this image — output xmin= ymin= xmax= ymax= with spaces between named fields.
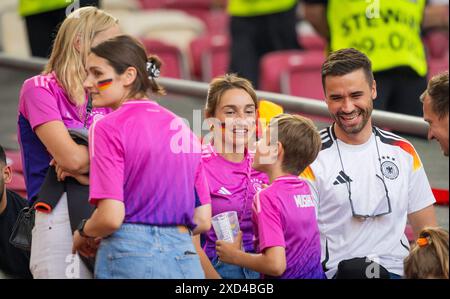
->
xmin=77 ymin=219 xmax=91 ymax=238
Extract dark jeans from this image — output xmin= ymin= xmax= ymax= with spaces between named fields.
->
xmin=229 ymin=4 xmax=301 ymax=88
xmin=334 ymin=257 xmax=399 ymax=279
xmin=373 ymin=66 xmax=427 ymax=117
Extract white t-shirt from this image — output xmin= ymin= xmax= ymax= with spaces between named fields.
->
xmin=301 ymin=125 xmax=436 ymax=278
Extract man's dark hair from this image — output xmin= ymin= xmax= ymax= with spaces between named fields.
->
xmin=321 ymin=48 xmax=374 ymax=91
xmin=0 ymin=145 xmax=6 ymax=166
xmin=420 ymin=71 xmax=449 ymax=119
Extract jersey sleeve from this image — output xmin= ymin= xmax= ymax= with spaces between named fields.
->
xmin=194 ymin=161 xmax=211 ymax=207
xmin=407 ymin=154 xmax=436 ymax=214
xmin=21 ymin=86 xmax=63 ymax=130
xmin=88 ymin=119 xmax=125 ymax=206
xmin=253 ymin=190 xmax=285 ymax=252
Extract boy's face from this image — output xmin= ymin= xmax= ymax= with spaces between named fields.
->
xmin=253 ymin=128 xmax=278 ymax=172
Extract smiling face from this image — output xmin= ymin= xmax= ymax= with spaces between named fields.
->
xmin=324 ymin=68 xmax=376 ymax=139
xmin=83 ymin=53 xmax=136 ymax=110
xmin=211 ymin=88 xmax=257 ymax=151
xmin=423 ymin=94 xmax=449 ymax=156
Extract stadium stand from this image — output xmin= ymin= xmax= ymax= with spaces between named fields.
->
xmin=189 ymin=33 xmax=229 ymax=81
xmin=141 ymin=38 xmax=190 ymax=79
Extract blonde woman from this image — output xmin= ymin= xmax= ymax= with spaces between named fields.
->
xmin=17 ymin=6 xmax=120 ymax=279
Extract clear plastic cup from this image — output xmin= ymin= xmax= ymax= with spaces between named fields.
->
xmin=211 ymin=211 xmax=240 ymax=243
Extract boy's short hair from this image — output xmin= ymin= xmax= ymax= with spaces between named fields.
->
xmin=269 ymin=114 xmax=321 ymax=174
xmin=0 ymin=144 xmax=6 ymax=166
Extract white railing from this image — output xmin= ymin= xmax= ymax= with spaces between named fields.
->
xmin=0 ymin=52 xmax=429 ymax=137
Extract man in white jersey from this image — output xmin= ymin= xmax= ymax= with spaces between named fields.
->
xmin=301 ymin=48 xmax=437 ymax=279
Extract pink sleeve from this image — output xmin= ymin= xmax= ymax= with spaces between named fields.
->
xmin=254 ymin=191 xmax=285 ymax=251
xmin=195 ymin=161 xmax=211 ymax=206
xmin=22 ymin=86 xmax=63 ymax=130
xmin=88 ymin=119 xmax=124 ymax=205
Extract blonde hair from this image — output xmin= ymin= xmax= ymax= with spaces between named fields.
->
xmin=404 ymin=227 xmax=449 ymax=279
xmin=269 ymin=114 xmax=322 ymax=175
xmin=43 ymin=6 xmax=118 ymax=106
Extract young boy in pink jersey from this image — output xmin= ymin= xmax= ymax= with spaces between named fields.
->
xmin=216 ymin=114 xmax=326 ymax=279
xmin=72 ymin=35 xmax=211 ymax=279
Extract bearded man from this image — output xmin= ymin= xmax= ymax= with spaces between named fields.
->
xmin=300 ymin=48 xmax=437 ymax=279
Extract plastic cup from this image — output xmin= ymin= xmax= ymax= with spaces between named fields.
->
xmin=211 ymin=211 xmax=240 ymax=243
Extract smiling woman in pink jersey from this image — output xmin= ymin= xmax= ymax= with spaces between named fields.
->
xmin=17 ymin=7 xmax=120 ymax=279
xmin=72 ymin=35 xmax=211 ymax=279
xmin=201 ymin=74 xmax=269 ymax=279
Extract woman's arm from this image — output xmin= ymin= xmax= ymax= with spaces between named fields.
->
xmin=192 ymin=204 xmax=212 ymax=235
xmin=192 ymin=235 xmax=221 ymax=279
xmin=216 ymin=232 xmax=286 ymax=277
xmin=35 ymin=121 xmax=89 ymax=174
xmin=82 ymin=199 xmax=125 ymax=238
xmin=73 ymin=199 xmax=124 ymax=257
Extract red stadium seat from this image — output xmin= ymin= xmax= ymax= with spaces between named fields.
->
xmin=260 ymin=50 xmax=325 ymax=93
xmin=298 ymin=33 xmax=327 ymax=52
xmin=140 ymin=0 xmax=215 ymax=25
xmin=423 ymin=30 xmax=449 ymax=59
xmin=428 ymin=55 xmax=449 ymax=79
xmin=164 ymin=0 xmax=213 ymax=25
xmin=423 ymin=30 xmax=449 ymax=79
xmin=432 ymin=188 xmax=449 ymax=206
xmin=204 ymin=10 xmax=229 ymax=34
xmin=189 ymin=33 xmax=230 ymax=81
xmin=138 ymin=0 xmax=167 ymax=9
xmin=261 ymin=50 xmax=330 ymax=122
xmin=280 ymin=52 xmax=325 ymax=100
xmin=141 ymin=38 xmax=190 ymax=79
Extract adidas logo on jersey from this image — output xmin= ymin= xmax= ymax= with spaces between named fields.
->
xmin=217 ymin=187 xmax=232 ymax=195
xmin=333 ymin=171 xmax=353 ymax=185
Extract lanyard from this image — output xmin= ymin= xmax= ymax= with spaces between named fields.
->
xmin=334 ymin=126 xmax=388 ymax=198
xmin=83 ymin=94 xmax=93 ymax=128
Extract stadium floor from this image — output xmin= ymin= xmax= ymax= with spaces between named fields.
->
xmin=0 ymin=68 xmax=448 ymax=279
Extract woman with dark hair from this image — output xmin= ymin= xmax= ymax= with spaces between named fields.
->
xmin=72 ymin=35 xmax=211 ymax=279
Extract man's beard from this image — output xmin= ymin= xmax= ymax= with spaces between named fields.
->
xmin=333 ymin=106 xmax=372 ymax=135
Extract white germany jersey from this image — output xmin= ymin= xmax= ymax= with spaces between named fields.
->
xmin=301 ymin=125 xmax=435 ymax=278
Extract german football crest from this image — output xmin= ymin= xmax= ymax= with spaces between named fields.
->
xmin=381 ymin=156 xmax=399 ymax=180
